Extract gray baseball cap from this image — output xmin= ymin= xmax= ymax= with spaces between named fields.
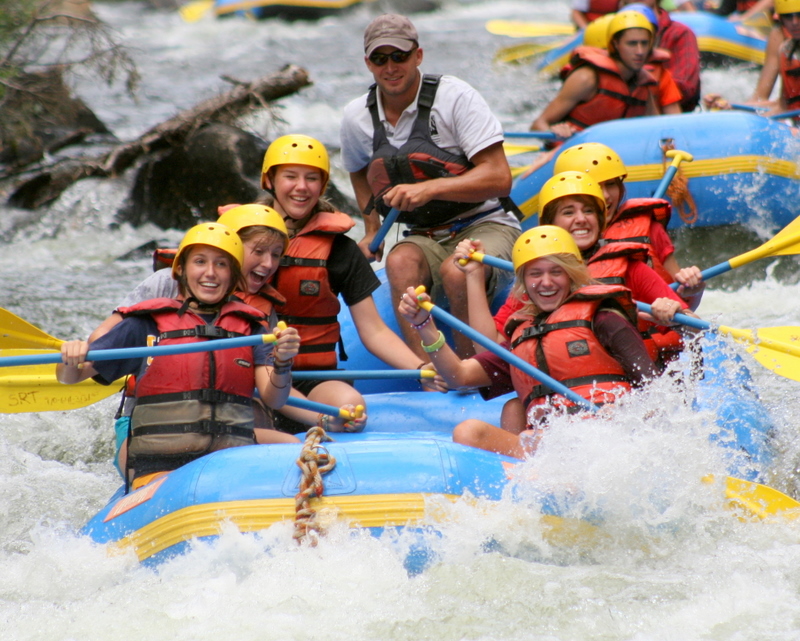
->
xmin=364 ymin=14 xmax=419 ymax=57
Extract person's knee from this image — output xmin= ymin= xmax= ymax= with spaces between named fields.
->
xmin=453 ymin=419 xmax=488 ymax=447
xmin=386 ymin=245 xmax=427 ymax=283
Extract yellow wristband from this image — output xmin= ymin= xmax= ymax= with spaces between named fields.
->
xmin=421 ymin=330 xmax=446 ymax=353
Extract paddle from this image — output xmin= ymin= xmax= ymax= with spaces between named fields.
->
xmin=504 ymin=131 xmax=561 ymax=141
xmin=412 ymin=286 xmax=598 ymax=411
xmin=635 ymin=302 xmax=800 ymax=383
xmin=179 ymin=0 xmax=214 ymax=22
xmin=504 ymin=142 xmax=543 ymax=156
xmin=0 ymin=332 xmax=279 ymax=368
xmin=0 ymin=307 xmax=64 ymax=350
xmin=770 ymin=108 xmax=800 ymax=120
xmin=494 ymin=39 xmax=570 ymax=64
xmin=293 ymin=369 xmax=436 ymax=381
xmin=486 ymin=19 xmax=577 ymax=39
xmin=0 ymin=349 xmax=124 ymax=413
xmin=654 ymin=150 xmax=693 ymax=199
xmin=368 ymin=207 xmax=401 ymax=255
xmin=669 ymin=215 xmax=800 ymax=289
xmin=723 ymin=476 xmax=800 ymax=519
xmin=284 ymin=395 xmax=364 ymax=422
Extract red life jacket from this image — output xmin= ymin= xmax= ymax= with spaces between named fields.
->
xmin=272 ymin=211 xmax=354 ymax=370
xmin=585 ymin=242 xmax=683 ymax=365
xmin=366 ymin=74 xmax=483 ymax=226
xmin=565 ymin=47 xmax=658 ymax=131
xmin=779 ymin=40 xmax=800 ymax=109
xmin=508 ymin=285 xmax=636 ymax=418
xmin=239 ymin=284 xmax=285 ymax=322
xmin=736 ymin=0 xmax=759 ymax=12
xmin=584 ymin=0 xmax=619 ymax=22
xmin=118 ymin=297 xmax=267 ymax=476
xmin=603 ymin=198 xmax=673 ymax=284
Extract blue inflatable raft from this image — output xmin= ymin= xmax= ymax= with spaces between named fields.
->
xmin=213 ymin=0 xmax=375 ymax=20
xmin=83 ymin=273 xmax=777 ymax=569
xmin=533 ymin=11 xmax=766 ymax=76
xmin=509 ymin=111 xmax=800 ymax=230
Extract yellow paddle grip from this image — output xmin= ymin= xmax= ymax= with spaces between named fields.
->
xmin=457 ymin=250 xmax=485 ymax=267
xmin=665 ymin=149 xmax=693 ymax=168
xmin=414 ymin=285 xmax=434 ymax=312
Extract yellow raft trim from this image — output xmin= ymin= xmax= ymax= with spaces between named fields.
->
xmin=515 ymin=154 xmax=800 ymax=220
xmin=215 ymin=0 xmax=374 ymax=14
xmin=111 ymin=493 xmax=450 ymax=561
xmin=694 ymin=36 xmax=765 ymax=65
xmin=108 ymin=492 xmax=609 ymax=562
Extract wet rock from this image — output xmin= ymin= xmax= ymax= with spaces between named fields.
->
xmin=0 ymin=68 xmax=112 ymax=168
xmin=117 ymin=122 xmax=358 ymax=230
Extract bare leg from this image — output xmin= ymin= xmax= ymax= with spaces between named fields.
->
xmin=500 ymin=397 xmax=526 ymax=435
xmin=453 ymin=418 xmax=526 ymax=458
xmin=440 ymin=258 xmax=493 ymax=358
xmin=386 ymin=243 xmax=433 ymax=361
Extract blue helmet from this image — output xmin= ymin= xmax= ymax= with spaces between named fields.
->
xmin=622 ymin=3 xmax=658 ymax=29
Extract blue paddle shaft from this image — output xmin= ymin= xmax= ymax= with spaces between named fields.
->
xmin=284 ymin=395 xmax=346 ymax=418
xmin=368 ymin=207 xmax=401 ymax=254
xmin=504 ymin=131 xmax=560 ymax=140
xmin=635 ymin=302 xmax=710 ymax=331
xmin=426 ymin=304 xmax=598 ymax=411
xmin=293 ymin=369 xmax=427 ymax=380
xmin=480 ymin=254 xmax=514 ymax=272
xmin=670 ymin=261 xmax=732 ymax=291
xmin=653 ymin=165 xmax=678 ymax=199
xmin=0 ymin=334 xmax=273 ymax=368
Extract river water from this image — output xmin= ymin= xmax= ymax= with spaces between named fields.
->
xmin=2 ymin=1 xmax=800 ymax=639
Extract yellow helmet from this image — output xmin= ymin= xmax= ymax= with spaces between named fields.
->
xmin=538 ymin=170 xmax=607 ymax=225
xmin=554 ymin=142 xmax=627 ymax=183
xmin=217 ymin=204 xmax=289 ymax=251
xmin=261 ymin=134 xmax=330 ymax=191
xmin=584 ymin=14 xmax=615 ymax=49
xmin=775 ymin=0 xmax=800 ymax=14
xmin=172 ymin=223 xmax=244 ymax=280
xmin=512 ymin=225 xmax=583 ymax=271
xmin=607 ymin=10 xmax=655 ymax=50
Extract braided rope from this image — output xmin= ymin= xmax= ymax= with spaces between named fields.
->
xmin=293 ymin=425 xmax=336 ymax=544
xmin=662 ymin=141 xmax=698 ymax=225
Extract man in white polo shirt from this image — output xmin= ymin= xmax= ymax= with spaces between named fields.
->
xmin=340 ymin=13 xmax=520 ymax=358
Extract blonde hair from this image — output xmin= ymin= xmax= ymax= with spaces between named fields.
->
xmin=512 ymin=252 xmax=596 ymax=316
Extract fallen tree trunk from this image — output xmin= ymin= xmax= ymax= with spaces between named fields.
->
xmin=8 ymin=64 xmax=312 ymax=209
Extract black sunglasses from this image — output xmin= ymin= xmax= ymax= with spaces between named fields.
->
xmin=368 ymin=48 xmax=417 ymax=66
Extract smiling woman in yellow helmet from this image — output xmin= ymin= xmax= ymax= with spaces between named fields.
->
xmin=398 ymin=225 xmax=658 ymax=459
xmin=57 ymin=223 xmax=302 ymax=489
xmin=259 ymin=134 xmax=444 ymax=435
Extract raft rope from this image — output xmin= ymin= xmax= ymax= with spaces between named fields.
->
xmin=661 ymin=139 xmax=698 ymax=225
xmin=293 ymin=425 xmax=336 ymax=544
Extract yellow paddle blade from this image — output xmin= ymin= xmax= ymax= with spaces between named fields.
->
xmin=179 ymin=0 xmax=214 ymax=22
xmin=721 ymin=325 xmax=800 ymax=382
xmin=504 ymin=142 xmax=541 ymax=157
xmin=725 ymin=476 xmax=800 ymax=520
xmin=486 ymin=19 xmax=577 ymax=39
xmin=494 ymin=40 xmax=561 ymax=64
xmin=0 ymin=308 xmax=63 ymax=350
xmin=728 ymin=221 xmax=800 ymax=270
xmin=0 ymin=349 xmax=124 ymax=413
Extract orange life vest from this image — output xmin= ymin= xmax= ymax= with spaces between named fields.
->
xmin=508 ymin=285 xmax=636 ymax=418
xmin=585 ymin=242 xmax=683 ymax=365
xmin=565 ymin=47 xmax=658 ymax=131
xmin=272 ymin=211 xmax=355 ymax=370
xmin=603 ymin=198 xmax=673 ymax=284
